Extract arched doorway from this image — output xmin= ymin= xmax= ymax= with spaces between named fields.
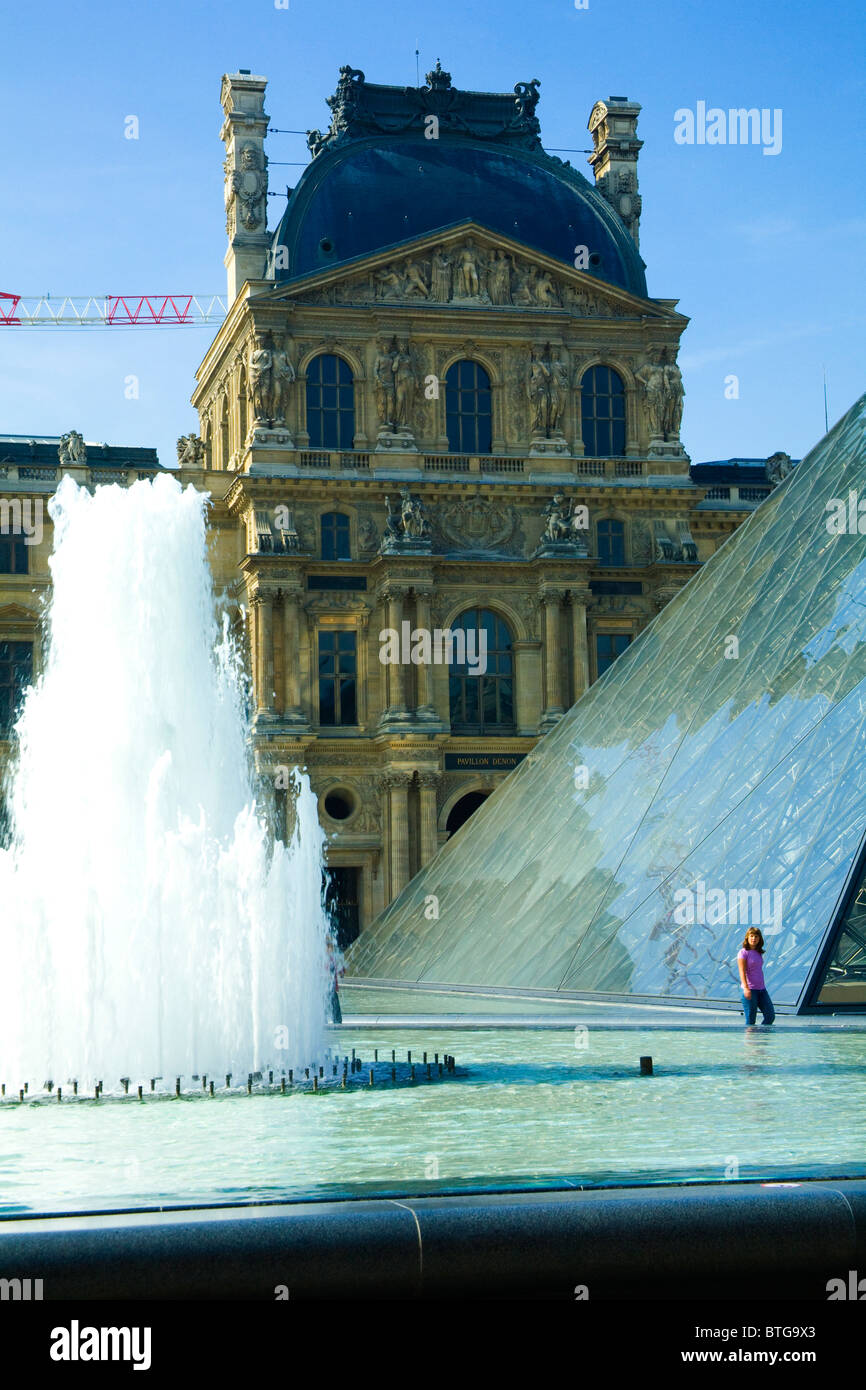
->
xmin=445 ymin=791 xmax=489 ymax=838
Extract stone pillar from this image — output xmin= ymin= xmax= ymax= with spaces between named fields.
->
xmin=379 ymin=583 xmax=410 ymax=722
xmin=417 ymin=771 xmax=440 ymax=867
xmin=569 ymin=588 xmax=591 ymax=704
xmin=587 ymin=97 xmax=643 ymax=249
xmin=254 ymin=593 xmax=275 ymax=718
xmin=220 ymin=72 xmax=270 ymax=304
xmin=414 ymin=588 xmax=436 ymax=717
xmin=541 ymin=590 xmax=565 ymax=726
xmin=281 ymin=591 xmax=307 ymax=724
xmin=385 ymin=771 xmax=411 ymax=901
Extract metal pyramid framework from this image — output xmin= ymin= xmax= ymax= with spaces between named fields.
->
xmin=349 ymin=393 xmax=866 ymax=1011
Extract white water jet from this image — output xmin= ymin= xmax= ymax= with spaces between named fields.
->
xmin=0 ymin=474 xmax=329 ymax=1088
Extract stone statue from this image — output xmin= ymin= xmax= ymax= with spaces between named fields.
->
xmin=306 ymin=128 xmax=327 ymax=158
xmin=399 ymin=488 xmax=431 ymax=539
xmin=535 ymin=269 xmax=558 ymax=307
xmin=488 ymin=249 xmax=512 ymax=306
xmin=455 ymin=239 xmax=481 ymax=298
xmin=527 ymin=346 xmax=551 ymax=434
xmin=270 ymin=344 xmax=296 ymax=425
xmin=662 ymin=359 xmax=684 ymax=437
xmin=374 ymin=338 xmax=397 ymax=427
xmin=766 ymin=451 xmax=794 ymax=486
xmin=249 ymin=334 xmax=275 ymax=424
xmin=176 ymin=433 xmax=205 ymax=466
xmin=58 ymin=430 xmax=86 ymax=465
xmin=636 ymin=357 xmax=667 ymax=438
xmin=374 ymin=264 xmax=403 ymax=299
xmin=403 ymin=259 xmax=429 ymax=298
xmin=512 ymin=262 xmax=537 ymax=306
xmin=383 ymin=494 xmax=402 ymax=544
xmin=393 ymin=340 xmax=417 ymax=428
xmin=430 ymin=246 xmax=452 ymax=301
xmin=542 ymin=493 xmax=572 ymax=542
xmin=548 ymin=356 xmax=569 ymax=431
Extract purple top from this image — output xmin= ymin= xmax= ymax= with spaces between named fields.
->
xmin=738 ymin=948 xmax=765 ymax=990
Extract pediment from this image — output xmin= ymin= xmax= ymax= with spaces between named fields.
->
xmin=258 ymin=222 xmax=685 ymax=324
xmin=0 ymin=603 xmax=38 ymax=624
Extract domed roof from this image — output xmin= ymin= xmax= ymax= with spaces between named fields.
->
xmin=268 ymin=67 xmax=647 ymax=298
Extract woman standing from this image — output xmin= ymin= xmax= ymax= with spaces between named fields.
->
xmin=737 ymin=928 xmax=775 ymax=1026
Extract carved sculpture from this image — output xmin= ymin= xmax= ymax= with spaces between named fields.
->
xmin=381 ymin=489 xmax=431 ymax=551
xmin=393 ymin=340 xmax=417 ymax=428
xmin=248 ymin=333 xmax=294 ymax=427
xmin=374 ymin=338 xmax=397 ymax=428
xmin=58 ymin=430 xmax=86 ymax=465
xmin=226 ymin=145 xmax=267 ymax=236
xmin=430 ymin=246 xmax=452 ymax=302
xmin=542 ymin=494 xmax=572 ymax=542
xmin=527 ymin=344 xmax=568 ymax=437
xmin=766 ymin=451 xmax=794 ymax=486
xmin=487 ymin=249 xmax=512 ymax=305
xmin=638 ymin=349 xmax=684 ymax=440
xmin=454 ymin=238 xmax=483 ymax=298
xmin=176 ymin=433 xmax=206 ymax=466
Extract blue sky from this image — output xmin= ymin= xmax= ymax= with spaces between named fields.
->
xmin=1 ymin=0 xmax=863 ymax=468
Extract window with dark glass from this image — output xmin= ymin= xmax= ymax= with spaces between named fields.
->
xmin=581 ymin=365 xmax=626 ymax=456
xmin=597 ymin=519 xmax=626 ymax=566
xmin=596 ymin=631 xmax=631 ymax=677
xmin=445 ymin=360 xmax=492 ymax=454
xmin=449 ymin=608 xmax=513 ymax=733
xmin=321 ymin=512 xmax=351 ymax=561
xmin=306 ymin=354 xmax=355 ymax=450
xmin=0 ymin=640 xmax=33 ymax=735
xmin=318 ymin=629 xmax=357 ymax=726
xmin=0 ymin=531 xmax=29 ymax=574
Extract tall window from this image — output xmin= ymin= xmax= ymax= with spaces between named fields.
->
xmin=445 ymin=360 xmax=492 ymax=454
xmin=238 ymin=368 xmax=248 ymax=448
xmin=318 ymin=629 xmax=357 ymax=726
xmin=596 ymin=631 xmax=631 ymax=678
xmin=0 ymin=640 xmax=33 ymax=735
xmin=597 ymin=519 xmax=626 ymax=566
xmin=306 ymin=354 xmax=355 ymax=450
xmin=321 ymin=512 xmax=351 ymax=561
xmin=449 ymin=608 xmax=513 ymax=733
xmin=581 ymin=365 xmax=626 ymax=456
xmin=0 ymin=531 xmax=29 ymax=574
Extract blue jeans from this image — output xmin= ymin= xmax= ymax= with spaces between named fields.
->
xmin=743 ymin=988 xmax=775 ymax=1025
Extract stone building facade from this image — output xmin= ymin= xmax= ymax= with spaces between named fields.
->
xmin=0 ymin=65 xmax=792 ymax=945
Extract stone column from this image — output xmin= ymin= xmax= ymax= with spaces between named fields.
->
xmin=220 ymin=72 xmax=270 ymax=304
xmin=414 ymin=588 xmax=435 ymax=717
xmin=281 ymin=591 xmax=306 ymax=724
xmin=417 ymin=771 xmax=440 ymax=867
xmin=541 ymin=589 xmax=565 ymax=725
xmin=569 ymin=588 xmax=591 ymax=704
xmin=254 ymin=592 xmax=275 ymax=718
xmin=384 ymin=771 xmax=411 ymax=901
xmin=379 ymin=583 xmax=409 ymax=722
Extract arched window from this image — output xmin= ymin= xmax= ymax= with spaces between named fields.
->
xmin=449 ymin=608 xmax=514 ymax=733
xmin=581 ymin=365 xmax=626 ymax=456
xmin=321 ymin=511 xmax=351 ymax=561
xmin=597 ymin=518 xmax=626 ymax=566
xmin=445 ymin=360 xmax=492 ymax=454
xmin=306 ymin=354 xmax=354 ymax=450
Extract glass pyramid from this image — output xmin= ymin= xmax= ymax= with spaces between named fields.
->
xmin=349 ymin=394 xmax=866 ymax=1011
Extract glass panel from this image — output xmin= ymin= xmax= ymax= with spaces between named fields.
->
xmin=350 ymin=394 xmax=866 ymax=1010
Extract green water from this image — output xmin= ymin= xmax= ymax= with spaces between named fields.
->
xmin=1 ymin=1025 xmax=864 ymax=1216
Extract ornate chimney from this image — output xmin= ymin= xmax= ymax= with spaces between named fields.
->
xmin=587 ymin=97 xmax=643 ymax=248
xmin=220 ymin=71 xmax=270 ymax=303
